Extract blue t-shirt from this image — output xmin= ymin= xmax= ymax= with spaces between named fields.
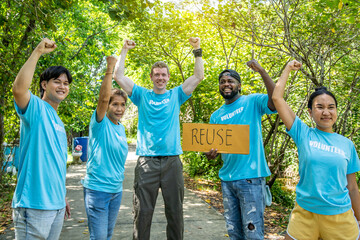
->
xmin=129 ymin=84 xmax=191 ymax=156
xmin=210 ymin=94 xmax=276 ymax=181
xmin=83 ymin=110 xmax=128 ymax=193
xmin=13 ymin=93 xmax=67 ymax=210
xmin=287 ymin=116 xmax=360 ymax=215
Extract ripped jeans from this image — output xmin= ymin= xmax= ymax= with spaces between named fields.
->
xmin=221 ymin=177 xmax=266 ymax=240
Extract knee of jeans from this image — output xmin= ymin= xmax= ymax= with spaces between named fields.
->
xmin=226 ymin=222 xmax=235 ymax=232
xmin=247 ymin=222 xmax=255 ymax=231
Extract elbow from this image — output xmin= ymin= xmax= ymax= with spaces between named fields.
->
xmin=195 ymin=73 xmax=204 ymax=81
xmin=99 ymin=97 xmax=111 ymax=105
xmin=271 ymin=95 xmax=280 ymax=103
xmin=271 ymin=95 xmax=283 ymax=108
xmin=12 ymin=82 xmax=24 ymax=97
xmin=114 ymin=75 xmax=124 ymax=84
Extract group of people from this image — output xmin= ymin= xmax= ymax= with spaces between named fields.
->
xmin=11 ymin=36 xmax=360 ymax=240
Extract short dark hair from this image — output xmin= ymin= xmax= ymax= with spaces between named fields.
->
xmin=308 ymin=86 xmax=337 ymax=109
xmin=109 ymin=88 xmax=127 ymax=104
xmin=218 ymin=69 xmax=241 ymax=84
xmin=39 ymin=66 xmax=72 ymax=98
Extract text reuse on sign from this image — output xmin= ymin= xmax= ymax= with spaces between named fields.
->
xmin=182 ymin=123 xmax=249 ymax=154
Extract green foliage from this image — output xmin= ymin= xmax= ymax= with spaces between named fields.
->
xmin=270 ymin=179 xmax=296 ymax=209
xmin=0 ymin=173 xmax=16 ymax=195
xmin=1 ymin=0 xmax=360 ymax=211
xmin=182 ymin=151 xmax=222 ymax=181
xmin=0 ymin=0 xmax=149 ymax=179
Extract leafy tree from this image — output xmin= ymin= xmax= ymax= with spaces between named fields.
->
xmin=0 ymin=0 xmax=150 ymax=183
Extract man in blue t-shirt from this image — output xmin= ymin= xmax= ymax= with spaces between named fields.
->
xmin=12 ymin=38 xmax=72 ymax=239
xmin=114 ymin=38 xmax=204 ymax=240
xmin=206 ymin=60 xmax=276 ymax=240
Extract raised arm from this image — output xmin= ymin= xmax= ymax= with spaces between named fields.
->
xmin=182 ymin=37 xmax=204 ymax=95
xmin=272 ymin=60 xmax=302 ymax=130
xmin=246 ymin=60 xmax=276 ymax=111
xmin=113 ymin=40 xmax=135 ymax=96
xmin=96 ymin=56 xmax=117 ymax=122
xmin=13 ymin=38 xmax=57 ymax=110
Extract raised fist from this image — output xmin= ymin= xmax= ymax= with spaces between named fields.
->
xmin=287 ymin=60 xmax=302 ymax=71
xmin=189 ymin=37 xmax=200 ymax=49
xmin=123 ymin=39 xmax=136 ymax=50
xmin=106 ymin=56 xmax=117 ymax=66
xmin=246 ymin=59 xmax=264 ymax=72
xmin=35 ymin=38 xmax=56 ymax=55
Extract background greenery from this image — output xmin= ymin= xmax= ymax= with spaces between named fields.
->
xmin=1 ymin=0 xmax=359 ymax=208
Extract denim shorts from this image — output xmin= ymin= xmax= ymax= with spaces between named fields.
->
xmin=221 ymin=177 xmax=266 ymax=240
xmin=13 ymin=207 xmax=65 ymax=240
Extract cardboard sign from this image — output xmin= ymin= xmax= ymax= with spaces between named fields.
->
xmin=182 ymin=123 xmax=249 ymax=154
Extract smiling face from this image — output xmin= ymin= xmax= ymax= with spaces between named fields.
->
xmin=150 ymin=67 xmax=170 ymax=94
xmin=308 ymin=94 xmax=338 ymax=133
xmin=107 ymin=95 xmax=126 ymax=125
xmin=219 ymin=74 xmax=241 ymax=101
xmin=41 ymin=73 xmax=70 ymax=104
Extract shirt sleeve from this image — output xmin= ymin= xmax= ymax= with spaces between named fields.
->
xmin=89 ymin=109 xmax=105 ymax=133
xmin=255 ymin=94 xmax=277 ymax=115
xmin=286 ymin=116 xmax=309 ymax=146
xmin=178 ymin=85 xmax=192 ymax=105
xmin=129 ymin=84 xmax=145 ymax=106
xmin=14 ymin=92 xmax=42 ymax=126
xmin=347 ymin=144 xmax=360 ymax=174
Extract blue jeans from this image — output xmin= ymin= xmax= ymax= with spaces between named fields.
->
xmin=221 ymin=177 xmax=266 ymax=240
xmin=84 ymin=187 xmax=123 ymax=240
xmin=13 ymin=207 xmax=65 ymax=240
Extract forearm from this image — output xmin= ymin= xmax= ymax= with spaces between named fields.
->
xmin=96 ymin=63 xmax=115 ymax=122
xmin=114 ymin=48 xmax=128 ymax=80
xmin=272 ymin=68 xmax=291 ymax=101
xmin=193 ymin=56 xmax=204 ymax=83
xmin=348 ymin=174 xmax=360 ymax=221
xmin=114 ymin=48 xmax=134 ymax=95
xmin=258 ymin=69 xmax=275 ymax=110
xmin=13 ymin=50 xmax=42 ymax=94
xmin=272 ymin=67 xmax=296 ymax=129
xmin=99 ymin=65 xmax=115 ymax=102
xmin=350 ymin=189 xmax=360 ymax=221
xmin=182 ymin=54 xmax=204 ymax=95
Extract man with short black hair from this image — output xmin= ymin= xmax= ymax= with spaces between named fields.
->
xmin=114 ymin=37 xmax=204 ymax=240
xmin=12 ymin=38 xmax=71 ymax=239
xmin=206 ymin=60 xmax=276 ymax=240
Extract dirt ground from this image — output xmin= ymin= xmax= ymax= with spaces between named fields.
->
xmin=183 ymin=173 xmax=289 ymax=239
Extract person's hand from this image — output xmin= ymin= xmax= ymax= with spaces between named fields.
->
xmin=123 ymin=39 xmax=136 ymax=50
xmin=189 ymin=37 xmax=200 ymax=49
xmin=246 ymin=59 xmax=264 ymax=72
xmin=64 ymin=199 xmax=71 ymax=220
xmin=287 ymin=60 xmax=302 ymax=71
xmin=106 ymin=56 xmax=117 ymax=67
xmin=204 ymin=148 xmax=218 ymax=160
xmin=35 ymin=38 xmax=57 ymax=55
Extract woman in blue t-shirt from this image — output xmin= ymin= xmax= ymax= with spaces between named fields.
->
xmin=82 ymin=56 xmax=128 ymax=239
xmin=272 ymin=60 xmax=360 ymax=240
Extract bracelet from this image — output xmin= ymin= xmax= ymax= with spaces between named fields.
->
xmin=105 ymin=72 xmax=113 ymax=75
xmin=193 ymin=48 xmax=202 ymax=58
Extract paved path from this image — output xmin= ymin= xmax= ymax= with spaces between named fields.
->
xmin=2 ymin=150 xmax=228 ymax=239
